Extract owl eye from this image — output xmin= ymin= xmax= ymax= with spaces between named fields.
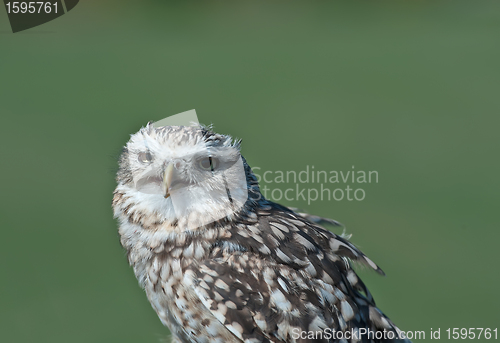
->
xmin=138 ymin=152 xmax=153 ymax=163
xmin=198 ymin=157 xmax=219 ymax=171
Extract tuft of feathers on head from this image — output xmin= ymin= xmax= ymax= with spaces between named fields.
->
xmin=132 ymin=122 xmax=242 ymax=150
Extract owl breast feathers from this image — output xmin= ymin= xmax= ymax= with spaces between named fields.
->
xmin=112 ymin=124 xmax=410 ymax=343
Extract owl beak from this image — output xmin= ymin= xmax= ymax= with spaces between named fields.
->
xmin=162 ymin=163 xmax=174 ymax=198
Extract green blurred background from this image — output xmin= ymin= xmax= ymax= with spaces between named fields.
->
xmin=1 ymin=1 xmax=499 ymax=342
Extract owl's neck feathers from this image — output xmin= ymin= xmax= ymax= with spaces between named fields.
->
xmin=112 ymin=183 xmax=261 ymax=288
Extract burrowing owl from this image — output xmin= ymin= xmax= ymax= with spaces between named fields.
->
xmin=112 ymin=123 xmax=410 ymax=343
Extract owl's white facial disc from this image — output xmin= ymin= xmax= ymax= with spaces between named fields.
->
xmin=117 ymin=124 xmax=248 ymax=230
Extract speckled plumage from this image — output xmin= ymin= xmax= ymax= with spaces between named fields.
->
xmin=112 ymin=124 xmax=410 ymax=343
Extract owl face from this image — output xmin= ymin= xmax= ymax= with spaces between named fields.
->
xmin=116 ymin=124 xmax=249 ymax=230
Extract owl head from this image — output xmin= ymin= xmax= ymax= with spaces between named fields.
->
xmin=115 ymin=123 xmax=258 ymax=230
